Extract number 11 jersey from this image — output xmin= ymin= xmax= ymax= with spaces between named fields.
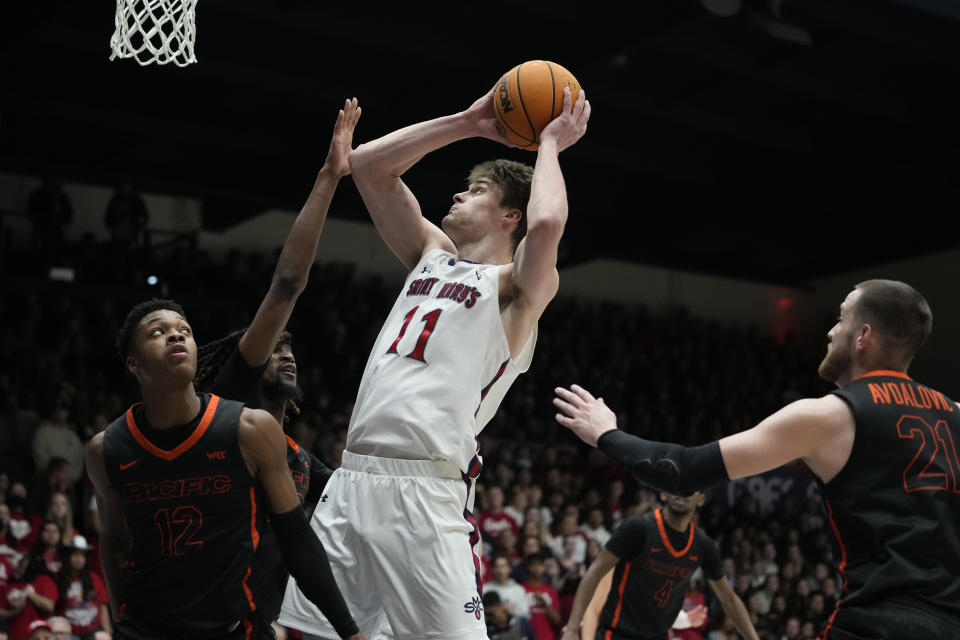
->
xmin=346 ymin=249 xmax=536 ymax=474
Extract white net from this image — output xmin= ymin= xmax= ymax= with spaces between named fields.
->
xmin=110 ymin=0 xmax=199 ymax=67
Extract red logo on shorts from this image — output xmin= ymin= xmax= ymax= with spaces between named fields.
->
xmin=464 ymin=595 xmax=483 ymax=620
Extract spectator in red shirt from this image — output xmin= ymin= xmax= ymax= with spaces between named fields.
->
xmin=55 ymin=535 xmax=110 ymax=638
xmin=522 ymin=553 xmax=561 ymax=640
xmin=0 ymin=552 xmax=59 ymax=639
xmin=479 ymin=485 xmax=520 ymax=547
xmin=5 ymin=492 xmax=41 ymax=554
xmin=26 ymin=523 xmax=62 ymax=579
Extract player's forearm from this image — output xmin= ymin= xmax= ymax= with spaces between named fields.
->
xmin=565 ymin=564 xmax=605 ymax=630
xmin=349 ymin=112 xmax=474 ymax=179
xmin=98 ymin=535 xmax=128 ymax=618
xmin=721 ymin=595 xmax=760 ymax=640
xmin=596 ymin=430 xmax=729 ymax=496
xmin=271 ymin=507 xmax=359 ymax=638
xmin=527 ymin=139 xmax=568 ymax=234
xmin=272 ymin=168 xmax=342 ymax=291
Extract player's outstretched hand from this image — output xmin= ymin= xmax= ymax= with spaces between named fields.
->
xmin=323 ymin=97 xmax=362 ymax=177
xmin=687 ymin=604 xmax=708 ymax=628
xmin=554 ymin=383 xmax=617 ymax=447
xmin=540 ymin=87 xmax=590 ymax=152
xmin=463 ymin=81 xmax=517 ymax=147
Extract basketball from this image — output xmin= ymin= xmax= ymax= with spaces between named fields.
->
xmin=493 ymin=60 xmax=581 ymax=150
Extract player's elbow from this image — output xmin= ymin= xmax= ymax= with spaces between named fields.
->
xmin=348 ymin=144 xmax=383 ymax=178
xmin=526 ymin=214 xmax=565 ymax=244
xmin=270 ymin=269 xmax=306 ymax=300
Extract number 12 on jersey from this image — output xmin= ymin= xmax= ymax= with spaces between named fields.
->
xmin=386 ymin=306 xmax=443 ymax=363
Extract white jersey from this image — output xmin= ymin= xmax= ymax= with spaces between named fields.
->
xmin=347 ymin=249 xmax=536 ymax=473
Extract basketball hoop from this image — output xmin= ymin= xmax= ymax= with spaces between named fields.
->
xmin=110 ymin=0 xmax=199 ymax=67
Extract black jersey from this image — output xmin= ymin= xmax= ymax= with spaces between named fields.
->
xmin=103 ymin=394 xmax=268 ymax=637
xmin=209 ymin=346 xmax=328 ymax=503
xmin=209 ymin=345 xmax=330 ymax=623
xmin=820 ymin=370 xmax=960 ymax=632
xmin=599 ymin=509 xmax=722 ymax=640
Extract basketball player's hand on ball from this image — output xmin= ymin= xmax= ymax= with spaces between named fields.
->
xmin=553 ymin=384 xmax=617 ymax=446
xmin=540 ymin=87 xmax=590 ymax=152
xmin=322 ymin=97 xmax=362 ymax=178
xmin=464 ymin=82 xmax=518 ymax=147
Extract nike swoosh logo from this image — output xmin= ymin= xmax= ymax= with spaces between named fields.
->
xmin=120 ymin=459 xmax=140 ymax=470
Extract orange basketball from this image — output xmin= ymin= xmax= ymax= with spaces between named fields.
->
xmin=493 ymin=60 xmax=581 ymax=151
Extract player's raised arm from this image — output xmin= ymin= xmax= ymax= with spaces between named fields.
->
xmin=347 ymin=84 xmax=512 ymax=270
xmin=85 ymin=432 xmax=131 ymax=619
xmin=554 ymin=384 xmax=852 ymax=494
xmin=239 ymin=99 xmax=361 ymax=367
xmin=505 ymin=88 xmax=590 ymax=347
xmin=238 ymin=409 xmax=363 ymax=640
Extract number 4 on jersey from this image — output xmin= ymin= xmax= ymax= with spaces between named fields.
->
xmin=386 ymin=306 xmax=442 ymax=363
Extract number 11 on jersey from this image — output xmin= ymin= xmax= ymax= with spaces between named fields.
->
xmin=386 ymin=306 xmax=442 ymax=363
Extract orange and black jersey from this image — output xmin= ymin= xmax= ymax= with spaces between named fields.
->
xmin=209 ymin=346 xmax=333 ymax=503
xmin=599 ymin=509 xmax=722 ymax=640
xmin=209 ymin=345 xmax=331 ymax=623
xmin=103 ymin=393 xmax=268 ymax=637
xmin=820 ymin=371 xmax=960 ymax=633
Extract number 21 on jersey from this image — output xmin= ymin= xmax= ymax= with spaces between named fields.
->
xmin=386 ymin=306 xmax=443 ymax=363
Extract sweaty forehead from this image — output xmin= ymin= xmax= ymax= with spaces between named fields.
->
xmin=840 ymin=289 xmax=862 ymax=315
xmin=138 ymin=309 xmax=187 ymax=328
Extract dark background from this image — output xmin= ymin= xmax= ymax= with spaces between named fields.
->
xmin=3 ymin=0 xmax=960 ymax=287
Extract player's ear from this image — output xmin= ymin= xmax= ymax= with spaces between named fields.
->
xmin=697 ymin=493 xmax=705 ymax=508
xmin=503 ymin=207 xmax=522 ymax=225
xmin=126 ymin=354 xmax=138 ymax=376
xmin=855 ymin=323 xmax=872 ymax=351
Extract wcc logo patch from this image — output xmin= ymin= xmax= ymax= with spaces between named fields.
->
xmin=463 ymin=595 xmax=483 ymax=620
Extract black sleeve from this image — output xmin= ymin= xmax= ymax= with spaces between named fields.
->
xmin=597 ymin=430 xmax=729 ymax=496
xmin=699 ymin=534 xmax=724 ymax=581
xmin=604 ymin=516 xmax=648 ymax=560
xmin=270 ymin=507 xmax=358 ymax=638
xmin=209 ymin=347 xmax=267 ymax=408
xmin=304 ymin=450 xmax=335 ymax=504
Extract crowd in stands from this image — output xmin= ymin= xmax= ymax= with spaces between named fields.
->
xmin=1 ymin=182 xmax=840 ymax=640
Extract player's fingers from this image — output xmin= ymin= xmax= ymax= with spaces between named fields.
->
xmin=552 ymin=396 xmax=577 ymax=416
xmin=574 ymin=90 xmax=587 ymax=117
xmin=570 ymin=384 xmax=596 ymax=402
xmin=554 ymin=385 xmax=577 ymax=402
xmin=555 ymin=412 xmax=573 ymax=426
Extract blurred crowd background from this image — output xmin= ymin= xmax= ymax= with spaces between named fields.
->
xmin=1 ymin=179 xmax=838 ymax=640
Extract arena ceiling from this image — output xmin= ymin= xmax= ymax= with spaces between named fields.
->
xmin=3 ymin=0 xmax=960 ymax=288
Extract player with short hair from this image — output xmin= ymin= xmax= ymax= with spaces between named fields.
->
xmin=86 ymin=299 xmax=362 ymax=640
xmin=555 ymin=279 xmax=960 ymax=638
xmin=281 ymin=82 xmax=590 ymax=640
xmin=562 ymin=491 xmax=757 ymax=640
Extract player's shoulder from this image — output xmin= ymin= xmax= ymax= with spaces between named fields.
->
xmin=613 ymin=512 xmax=655 ymax=534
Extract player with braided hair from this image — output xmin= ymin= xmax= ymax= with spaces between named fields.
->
xmin=194 ymin=98 xmax=361 ymax=631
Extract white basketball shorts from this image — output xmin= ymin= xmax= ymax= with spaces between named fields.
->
xmin=279 ymin=450 xmax=487 ymax=640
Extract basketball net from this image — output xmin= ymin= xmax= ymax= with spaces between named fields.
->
xmin=110 ymin=0 xmax=199 ymax=67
